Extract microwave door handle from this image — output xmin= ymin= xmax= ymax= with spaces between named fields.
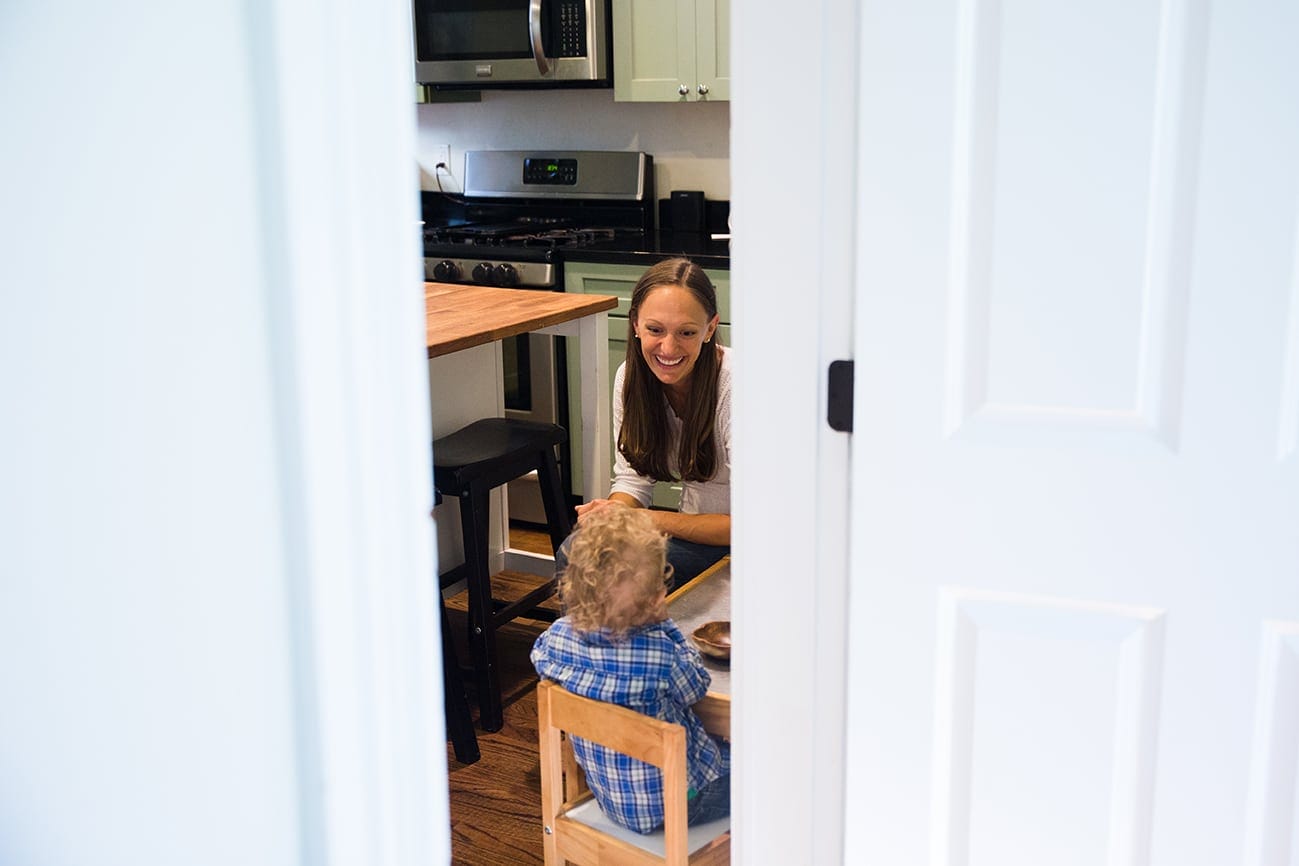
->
xmin=529 ymin=0 xmax=551 ymax=75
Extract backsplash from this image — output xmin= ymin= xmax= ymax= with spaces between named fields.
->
xmin=415 ymin=90 xmax=730 ymax=202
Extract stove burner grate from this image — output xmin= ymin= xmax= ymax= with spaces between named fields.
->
xmin=425 ymin=222 xmax=635 ymax=250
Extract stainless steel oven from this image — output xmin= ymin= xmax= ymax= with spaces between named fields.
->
xmin=422 ymin=149 xmax=654 ymax=521
xmin=502 ymin=333 xmax=558 ymax=424
xmin=413 ymin=0 xmax=611 ymax=88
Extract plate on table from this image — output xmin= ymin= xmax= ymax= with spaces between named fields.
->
xmin=691 ymin=621 xmax=731 ymax=661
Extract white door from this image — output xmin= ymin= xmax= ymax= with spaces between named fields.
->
xmin=843 ymin=0 xmax=1299 ymax=863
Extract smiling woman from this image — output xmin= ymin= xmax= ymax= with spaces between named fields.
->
xmin=560 ymin=258 xmax=733 ymax=588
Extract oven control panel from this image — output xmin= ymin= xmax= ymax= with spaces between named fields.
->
xmin=424 ymin=257 xmax=557 ymax=290
xmin=522 ymin=157 xmax=578 ymax=186
xmin=465 ymin=150 xmax=648 ymax=200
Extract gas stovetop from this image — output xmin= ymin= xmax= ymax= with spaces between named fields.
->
xmin=422 ymin=150 xmax=655 ymax=289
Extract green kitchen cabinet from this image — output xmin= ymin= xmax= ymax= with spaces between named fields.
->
xmin=564 ymin=261 xmax=731 ymax=509
xmin=612 ymin=0 xmax=730 ymax=103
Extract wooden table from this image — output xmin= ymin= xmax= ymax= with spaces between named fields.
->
xmin=668 ymin=556 xmax=731 ymax=736
xmin=425 ymin=282 xmax=617 ymax=574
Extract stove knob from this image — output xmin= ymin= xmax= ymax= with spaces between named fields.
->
xmin=471 ymin=262 xmax=496 ymax=284
xmin=494 ymin=263 xmax=519 ymax=287
xmin=432 ymin=259 xmax=462 ymax=282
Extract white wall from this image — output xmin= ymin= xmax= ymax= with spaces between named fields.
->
xmin=415 ymin=90 xmax=731 ymax=201
xmin=0 ymin=5 xmax=303 ymax=864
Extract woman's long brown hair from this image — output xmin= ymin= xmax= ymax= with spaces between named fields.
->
xmin=618 ymin=258 xmax=722 ymax=483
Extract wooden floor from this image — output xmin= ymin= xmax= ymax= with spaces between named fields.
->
xmin=442 ymin=525 xmax=557 ymax=866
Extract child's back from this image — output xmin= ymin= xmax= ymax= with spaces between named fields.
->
xmin=530 ymin=505 xmax=730 ymax=834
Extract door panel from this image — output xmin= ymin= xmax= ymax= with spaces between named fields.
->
xmin=844 ymin=0 xmax=1299 ymax=863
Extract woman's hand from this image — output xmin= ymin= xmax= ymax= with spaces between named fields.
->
xmin=574 ymin=497 xmax=627 ymax=522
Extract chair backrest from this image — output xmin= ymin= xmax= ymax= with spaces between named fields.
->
xmin=536 ymin=680 xmax=730 ymax=866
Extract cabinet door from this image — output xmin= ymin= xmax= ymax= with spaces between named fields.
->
xmin=613 ymin=0 xmax=697 ymax=102
xmin=694 ymin=0 xmax=730 ymax=101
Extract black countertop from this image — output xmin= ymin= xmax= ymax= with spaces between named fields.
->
xmin=561 ymin=231 xmax=731 ymax=271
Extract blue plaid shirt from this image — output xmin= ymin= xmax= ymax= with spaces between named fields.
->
xmin=531 ymin=617 xmax=731 ymax=834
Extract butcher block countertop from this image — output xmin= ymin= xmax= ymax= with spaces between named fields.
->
xmin=424 ymin=281 xmax=618 ymax=358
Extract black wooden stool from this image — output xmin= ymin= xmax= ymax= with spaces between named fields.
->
xmin=433 ymin=417 xmax=572 ymax=732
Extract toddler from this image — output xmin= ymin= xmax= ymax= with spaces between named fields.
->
xmin=531 ymin=505 xmax=730 ymax=834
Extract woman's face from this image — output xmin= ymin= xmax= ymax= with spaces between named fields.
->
xmin=633 ymin=284 xmax=720 ymax=394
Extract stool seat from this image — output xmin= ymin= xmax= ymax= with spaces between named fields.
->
xmin=433 ymin=416 xmax=573 ymax=732
xmin=433 ymin=417 xmax=569 ymax=495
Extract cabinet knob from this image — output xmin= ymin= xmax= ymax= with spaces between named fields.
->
xmin=678 ymin=84 xmax=690 ymax=96
xmin=697 ymin=84 xmax=709 ymax=96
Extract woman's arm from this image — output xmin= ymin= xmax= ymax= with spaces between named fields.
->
xmin=576 ymin=495 xmax=730 ymax=546
xmin=647 ymin=509 xmax=730 ymax=546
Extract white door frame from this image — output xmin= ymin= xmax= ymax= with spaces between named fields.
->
xmin=258 ymin=0 xmax=450 ymax=862
xmin=730 ymin=0 xmax=859 ymax=861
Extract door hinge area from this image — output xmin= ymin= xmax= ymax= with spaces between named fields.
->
xmin=827 ymin=360 xmax=853 ymax=433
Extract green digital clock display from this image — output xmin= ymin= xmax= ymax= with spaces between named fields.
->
xmin=523 ymin=157 xmax=578 ymax=186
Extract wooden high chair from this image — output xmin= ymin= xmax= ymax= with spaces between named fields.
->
xmin=536 ymin=680 xmax=731 ymax=866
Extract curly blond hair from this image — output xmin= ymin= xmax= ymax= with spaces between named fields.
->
xmin=560 ymin=505 xmax=672 ymax=636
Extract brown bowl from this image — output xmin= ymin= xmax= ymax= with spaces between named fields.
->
xmin=692 ymin=621 xmax=732 ymax=661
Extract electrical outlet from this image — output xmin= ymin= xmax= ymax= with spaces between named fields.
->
xmin=434 ymin=144 xmax=451 ymax=171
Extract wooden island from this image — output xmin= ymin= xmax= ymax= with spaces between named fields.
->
xmin=425 ymin=282 xmax=617 ymax=576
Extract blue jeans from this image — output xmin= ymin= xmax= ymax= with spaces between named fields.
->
xmin=553 ymin=533 xmax=728 ymax=591
xmin=665 ymin=538 xmax=729 ymax=588
xmin=687 ymin=772 xmax=731 ymax=825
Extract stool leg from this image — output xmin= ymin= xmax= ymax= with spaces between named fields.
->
xmin=459 ymin=483 xmax=504 ymax=733
xmin=537 ymin=447 xmax=573 ymax=554
xmin=439 ymin=591 xmax=480 ymax=764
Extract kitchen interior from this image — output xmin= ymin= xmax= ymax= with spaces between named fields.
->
xmin=12 ymin=2 xmax=1294 ymax=863
xmin=416 ymin=0 xmax=734 ymax=861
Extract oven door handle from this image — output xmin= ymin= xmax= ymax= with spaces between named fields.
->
xmin=529 ymin=0 xmax=551 ymax=76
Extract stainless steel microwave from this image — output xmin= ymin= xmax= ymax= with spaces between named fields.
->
xmin=413 ymin=0 xmax=611 ymax=88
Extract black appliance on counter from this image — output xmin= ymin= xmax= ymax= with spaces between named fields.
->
xmin=422 ymin=149 xmax=655 ymax=518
